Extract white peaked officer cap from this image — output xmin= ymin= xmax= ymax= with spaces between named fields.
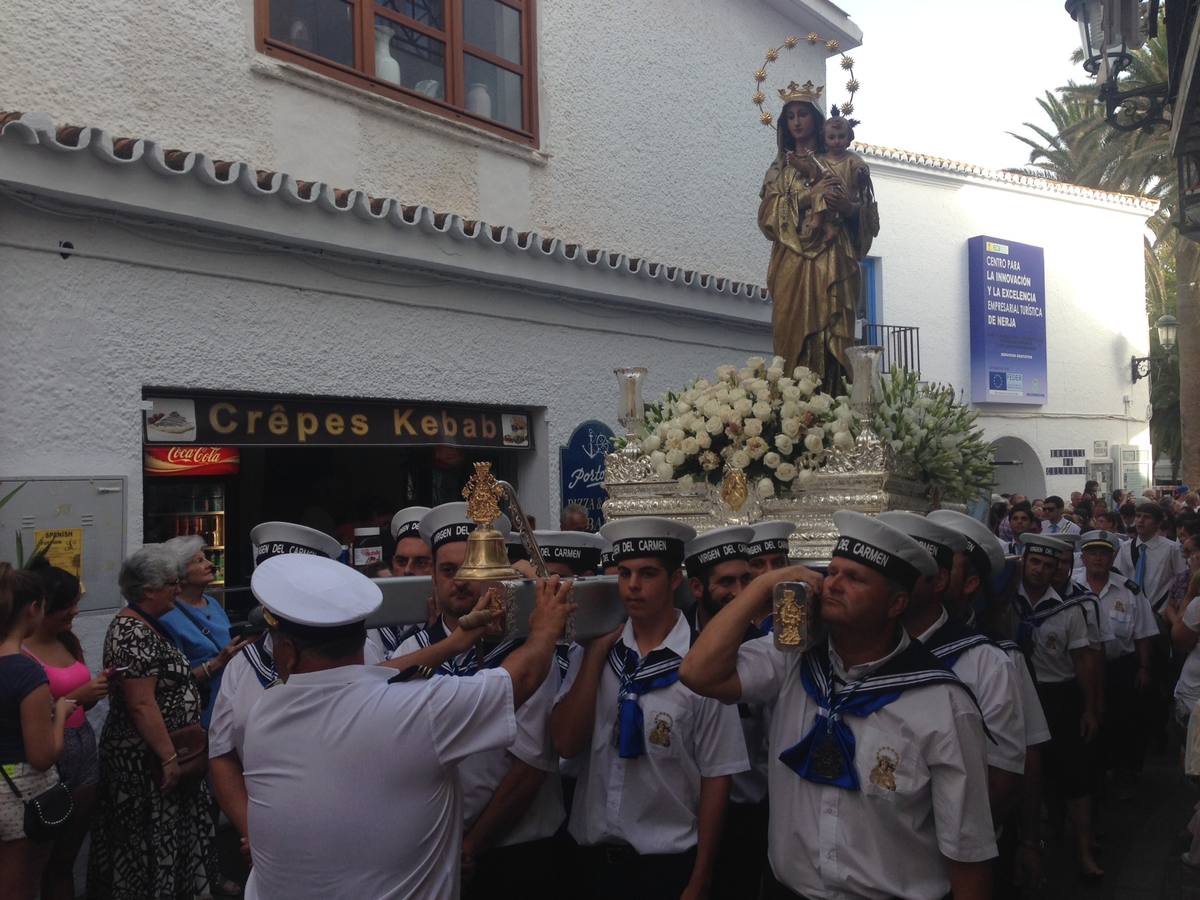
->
xmin=685 ymin=526 xmax=754 ymax=578
xmin=746 ymin=521 xmax=795 ymax=558
xmin=251 ymin=554 xmax=382 ymax=628
xmin=418 ymin=502 xmax=511 ymax=554
xmin=877 ymin=511 xmax=967 ymax=572
xmin=249 ymin=521 xmax=343 ymax=568
xmin=599 ymin=517 xmax=698 ymax=569
xmin=928 ymin=509 xmax=1007 ymax=579
xmin=1079 ymin=529 xmax=1120 ymax=554
xmin=534 ymin=530 xmax=608 ymax=572
xmin=390 ymin=506 xmax=431 ymax=542
xmin=831 ymin=511 xmax=937 ymax=590
xmin=1017 ymin=532 xmax=1074 ymax=559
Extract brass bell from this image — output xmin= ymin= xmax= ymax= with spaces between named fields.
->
xmin=453 ymin=525 xmax=519 ymax=581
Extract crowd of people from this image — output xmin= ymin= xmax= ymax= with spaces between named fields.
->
xmin=2 ymin=482 xmax=1198 ymax=899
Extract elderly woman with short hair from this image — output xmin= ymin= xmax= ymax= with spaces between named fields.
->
xmin=88 ymin=544 xmax=219 ymax=900
xmin=159 ymin=536 xmax=246 ymax=727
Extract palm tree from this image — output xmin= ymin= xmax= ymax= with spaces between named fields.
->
xmin=1009 ymin=27 xmax=1200 ymax=478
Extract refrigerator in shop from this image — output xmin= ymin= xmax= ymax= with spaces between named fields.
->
xmin=142 ymin=447 xmax=240 ymax=591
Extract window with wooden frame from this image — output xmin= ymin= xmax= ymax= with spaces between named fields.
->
xmin=256 ymin=0 xmax=538 ymax=145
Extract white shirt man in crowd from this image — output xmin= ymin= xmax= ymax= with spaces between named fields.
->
xmin=389 ymin=502 xmax=564 ymax=899
xmin=878 ymin=512 xmax=1028 ymax=823
xmin=552 ymin=517 xmax=748 ymax=900
xmin=682 ymin=512 xmax=996 ymax=900
xmin=1115 ymin=497 xmax=1187 ymax=613
xmin=1041 ymin=496 xmax=1081 ymax=536
xmin=1075 ymin=530 xmax=1157 ymax=784
xmin=240 ymin=553 xmax=572 ymax=900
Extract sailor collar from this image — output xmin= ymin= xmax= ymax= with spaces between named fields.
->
xmin=620 ymin=609 xmax=692 ymax=659
xmin=828 ymin=629 xmax=911 ymax=683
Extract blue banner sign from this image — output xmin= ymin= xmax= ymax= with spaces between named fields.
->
xmin=968 ymin=235 xmax=1047 ymax=405
xmin=559 ymin=420 xmax=614 ymax=531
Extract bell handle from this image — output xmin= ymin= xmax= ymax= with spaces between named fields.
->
xmin=497 ymin=480 xmax=549 ymax=578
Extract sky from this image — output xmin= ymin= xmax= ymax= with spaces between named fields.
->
xmin=830 ymin=0 xmax=1089 ymax=171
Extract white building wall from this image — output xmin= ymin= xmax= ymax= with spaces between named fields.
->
xmin=0 ymin=0 xmax=855 ymax=287
xmin=867 ymin=157 xmax=1154 ymax=499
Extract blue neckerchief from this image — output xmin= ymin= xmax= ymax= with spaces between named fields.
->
xmin=1011 ymin=589 xmax=1087 ymax=650
xmin=747 ymin=615 xmax=774 ymax=640
xmin=242 ymin=634 xmax=279 ymax=689
xmin=607 ymin=640 xmax=683 ymax=759
xmin=921 ymin=618 xmax=995 ymax=669
xmin=415 ymin=620 xmax=521 ymax=676
xmin=779 ymin=639 xmax=969 ymax=791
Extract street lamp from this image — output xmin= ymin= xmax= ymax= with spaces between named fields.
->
xmin=1065 ymin=0 xmax=1168 ymax=132
xmin=1131 ymin=314 xmax=1179 ymax=382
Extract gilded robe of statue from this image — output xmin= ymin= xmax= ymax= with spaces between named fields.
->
xmin=758 ymin=145 xmax=878 ymax=391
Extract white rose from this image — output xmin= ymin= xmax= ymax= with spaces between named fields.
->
xmin=751 ymin=401 xmax=772 ymax=420
xmin=695 ymin=379 xmax=711 ymax=390
xmin=835 ymin=404 xmax=855 ymax=422
xmin=763 ymin=451 xmax=781 ymax=469
xmin=781 ymin=385 xmax=801 ymax=402
xmin=681 ymin=437 xmax=699 ymax=455
xmin=782 ymin=417 xmax=802 ymax=437
xmin=747 ymin=356 xmax=766 ymax=370
xmin=731 ymin=450 xmax=751 ymax=469
xmin=716 ymin=365 xmax=737 ymax=381
xmin=678 ymin=474 xmax=694 ymax=488
xmin=666 ymin=448 xmax=686 ymax=467
xmin=830 ymin=418 xmax=849 ymax=435
xmin=667 ymin=428 xmax=685 ymax=443
xmin=780 ymin=401 xmax=798 ymax=419
xmin=796 ymin=467 xmax=815 ymax=486
xmin=705 ymin=416 xmax=724 ymax=435
xmin=746 ymin=436 xmax=769 ymax=458
xmin=771 ymin=355 xmax=786 ymax=368
xmin=744 ymin=418 xmax=763 ymax=437
xmin=696 ymin=431 xmax=712 ymax=448
xmin=738 ymin=367 xmax=755 ymax=382
xmin=792 ymin=366 xmax=814 ymax=381
xmin=656 ymin=462 xmax=675 ymax=479
xmin=833 ymin=430 xmax=855 ymax=450
xmin=650 ymin=450 xmax=666 ymax=465
xmin=734 ymin=398 xmax=754 ymax=416
xmin=702 ymin=399 xmax=721 ymax=418
xmin=808 ymin=394 xmax=831 ymax=414
xmin=776 ymin=462 xmax=797 ymax=482
xmin=767 ymin=366 xmax=784 ymax=382
xmin=798 ymin=378 xmax=819 ymax=396
xmin=775 ymin=434 xmax=794 ymax=455
xmin=804 ymin=433 xmax=825 ymax=453
xmin=757 ymin=477 xmax=775 ymax=498
xmin=641 ymin=434 xmax=661 ymax=452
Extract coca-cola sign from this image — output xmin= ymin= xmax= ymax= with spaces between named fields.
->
xmin=145 ymin=446 xmax=240 ymax=477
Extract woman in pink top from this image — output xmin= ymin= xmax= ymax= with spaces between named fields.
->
xmin=23 ymin=562 xmax=109 ymax=900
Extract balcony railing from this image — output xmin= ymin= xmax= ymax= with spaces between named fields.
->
xmin=858 ymin=324 xmax=920 ymax=376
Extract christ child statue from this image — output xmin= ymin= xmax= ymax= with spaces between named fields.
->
xmin=807 ymin=115 xmax=871 ymax=246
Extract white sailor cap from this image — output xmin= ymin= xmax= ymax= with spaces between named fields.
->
xmin=685 ymin=526 xmax=754 ymax=578
xmin=877 ymin=511 xmax=967 ymax=572
xmin=1017 ymin=532 xmax=1074 ymax=559
xmin=251 ymin=553 xmax=381 ymax=630
xmin=419 ymin=503 xmax=511 ymax=554
xmin=831 ymin=511 xmax=937 ymax=589
xmin=928 ymin=509 xmax=1007 ymax=579
xmin=534 ymin=530 xmax=608 ymax=573
xmin=746 ymin=521 xmax=795 ymax=559
xmin=249 ymin=521 xmax=343 ymax=568
xmin=390 ymin=506 xmax=431 ymax=542
xmin=1079 ymin=529 xmax=1120 ymax=554
xmin=599 ymin=517 xmax=698 ymax=568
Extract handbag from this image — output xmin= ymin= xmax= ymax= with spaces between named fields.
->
xmin=0 ymin=764 xmax=73 ymax=842
xmin=147 ymin=723 xmax=209 ymax=784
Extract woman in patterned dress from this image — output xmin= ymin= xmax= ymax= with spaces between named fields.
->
xmin=88 ymin=545 xmax=218 ymax=900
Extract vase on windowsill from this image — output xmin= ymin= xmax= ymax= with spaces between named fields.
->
xmin=374 ymin=24 xmax=401 ymax=85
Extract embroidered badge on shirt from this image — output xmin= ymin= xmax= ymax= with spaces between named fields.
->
xmin=1114 ymin=599 xmax=1127 ymax=613
xmin=648 ymin=712 xmax=673 ymax=748
xmin=869 ymin=747 xmax=899 ymax=792
xmin=1046 ymin=634 xmax=1058 ymax=651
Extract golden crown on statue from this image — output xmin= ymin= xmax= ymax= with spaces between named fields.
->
xmin=778 ymin=80 xmax=824 ymax=106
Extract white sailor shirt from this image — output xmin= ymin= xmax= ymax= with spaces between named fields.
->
xmin=736 ymin=632 xmax=997 ymax=900
xmin=243 ymin=666 xmax=516 ymax=900
xmin=561 ymin=611 xmax=749 ymax=854
xmin=1018 ymin=585 xmax=1091 ymax=684
xmin=917 ymin=610 xmax=1027 ymax=774
xmin=1004 ymin=647 xmax=1052 ymax=746
xmin=392 ymin=625 xmax=564 ymax=846
xmin=1072 ymin=571 xmax=1158 ymax=660
xmin=209 ymin=635 xmax=275 ymax=761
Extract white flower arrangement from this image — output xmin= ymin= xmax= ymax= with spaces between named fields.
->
xmin=630 ymin=356 xmax=851 ymax=488
xmin=866 ymin=369 xmax=994 ymax=503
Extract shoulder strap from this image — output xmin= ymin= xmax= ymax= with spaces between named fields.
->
xmin=170 ymin=600 xmax=223 ymax=654
xmin=0 ymin=765 xmax=24 ymax=799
